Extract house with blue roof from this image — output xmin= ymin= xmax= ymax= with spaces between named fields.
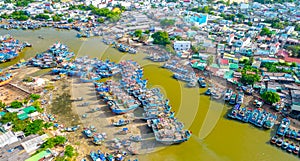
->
xmin=184 ymin=12 xmax=208 ymax=27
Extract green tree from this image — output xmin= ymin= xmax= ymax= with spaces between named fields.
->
xmin=24 ymin=119 xmax=44 ymax=136
xmin=97 ymin=18 xmax=104 ymax=23
xmin=261 ymin=91 xmax=280 ymax=104
xmin=134 ymin=29 xmax=143 ymax=38
xmin=10 ymin=101 xmax=23 ymax=109
xmin=144 ymin=30 xmax=150 ymax=34
xmin=35 ymin=14 xmax=50 ymax=20
xmin=291 ymin=62 xmax=297 ymax=67
xmin=30 ymin=94 xmax=41 ymax=101
xmin=64 ymin=145 xmax=75 ymax=158
xmin=0 ymin=112 xmax=18 ymax=124
xmin=52 ymin=15 xmax=61 ymax=21
xmin=260 ymin=27 xmax=272 ymax=36
xmin=241 ymin=73 xmax=260 ymax=85
xmin=68 ymin=18 xmax=74 ymax=23
xmin=0 ymin=101 xmax=6 ymax=109
xmin=152 ymin=31 xmax=170 ymax=46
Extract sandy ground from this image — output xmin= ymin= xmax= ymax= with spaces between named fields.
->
xmin=67 ymin=78 xmax=165 ymax=160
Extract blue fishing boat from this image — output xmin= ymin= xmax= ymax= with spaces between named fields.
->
xmin=227 ymin=104 xmax=240 ymax=119
xmin=277 ymin=118 xmax=290 ymax=136
xmin=205 ymin=88 xmax=211 ymax=95
xmin=90 ymin=150 xmax=106 ymax=161
xmin=83 ymin=129 xmax=93 ymax=138
xmin=287 ymin=143 xmax=295 ymax=153
xmin=242 ymin=108 xmax=252 ymax=123
xmin=255 ymin=110 xmax=268 ymax=127
xmin=286 ymin=129 xmax=297 ymax=140
xmin=293 ymin=144 xmax=299 ymax=155
xmin=249 ymin=109 xmax=260 ymax=125
xmin=296 ymin=130 xmax=300 ymax=141
xmin=236 ymin=92 xmax=244 ymax=104
xmin=93 ymin=133 xmax=106 ymax=145
xmin=198 ymin=78 xmax=206 ymax=88
xmin=112 ymin=119 xmax=130 ymax=127
xmin=223 ymin=89 xmax=233 ymax=101
xmin=282 ymin=140 xmax=289 ymax=150
xmin=229 ymin=93 xmax=237 ymax=105
xmin=263 ymin=113 xmax=277 ymax=129
xmin=270 ymin=135 xmax=277 ymax=144
xmin=108 ymin=100 xmax=140 ymax=115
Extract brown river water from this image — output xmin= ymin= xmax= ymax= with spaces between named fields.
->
xmin=0 ymin=28 xmax=297 ymax=161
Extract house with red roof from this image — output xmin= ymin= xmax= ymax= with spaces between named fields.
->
xmin=219 ymin=58 xmax=229 ymax=69
xmin=277 ymin=50 xmax=300 ymax=64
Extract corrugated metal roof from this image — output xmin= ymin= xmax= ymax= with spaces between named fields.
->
xmin=0 ymin=131 xmax=18 ymax=148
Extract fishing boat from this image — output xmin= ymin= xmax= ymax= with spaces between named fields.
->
xmin=64 ymin=125 xmax=80 ymax=132
xmin=263 ymin=113 xmax=277 ymax=129
xmin=286 ymin=128 xmax=298 ymax=140
xmin=249 ymin=109 xmax=260 ymax=125
xmin=212 ymin=90 xmax=223 ymax=100
xmin=90 ymin=150 xmax=106 ymax=161
xmin=149 ymin=118 xmax=191 ymax=145
xmin=276 ymin=137 xmax=283 ymax=147
xmin=276 ymin=118 xmax=290 ymax=136
xmin=112 ymin=119 xmax=130 ymax=127
xmin=296 ymin=130 xmax=300 ymax=141
xmin=107 ymin=100 xmax=140 ymax=115
xmin=282 ymin=140 xmax=289 ymax=150
xmin=236 ymin=92 xmax=244 ymax=104
xmin=0 ymin=72 xmax=13 ymax=86
xmin=205 ymin=88 xmax=211 ymax=95
xmin=255 ymin=110 xmax=268 ymax=127
xmin=229 ymin=93 xmax=237 ymax=105
xmin=227 ymin=104 xmax=240 ymax=119
xmin=293 ymin=145 xmax=299 ymax=155
xmin=287 ymin=143 xmax=295 ymax=153
xmin=242 ymin=108 xmax=252 ymax=123
xmin=83 ymin=129 xmax=93 ymax=138
xmin=93 ymin=133 xmax=106 ymax=145
xmin=223 ymin=89 xmax=233 ymax=101
xmin=129 ymin=135 xmax=142 ymax=142
xmin=270 ymin=135 xmax=277 ymax=144
xmin=198 ymin=78 xmax=206 ymax=88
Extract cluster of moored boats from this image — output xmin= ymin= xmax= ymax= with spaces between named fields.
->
xmin=93 ymin=60 xmax=191 ymax=144
xmin=205 ymin=88 xmax=245 ymax=105
xmin=51 ymin=56 xmax=121 ymax=82
xmin=146 ymin=47 xmax=170 ymax=62
xmin=0 ymin=34 xmax=31 ymax=63
xmin=163 ymin=59 xmax=197 ymax=87
xmin=50 ymin=57 xmax=191 ymax=145
xmin=27 ymin=42 xmax=74 ymax=69
xmin=270 ymin=118 xmax=300 ymax=156
xmin=228 ymin=104 xmax=278 ymax=129
xmin=113 ymin=43 xmax=137 ymax=54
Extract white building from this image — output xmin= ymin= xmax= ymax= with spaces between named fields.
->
xmin=174 ymin=41 xmax=191 ymax=51
xmin=21 ymin=134 xmax=48 ymax=154
xmin=0 ymin=131 xmax=19 ymax=148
